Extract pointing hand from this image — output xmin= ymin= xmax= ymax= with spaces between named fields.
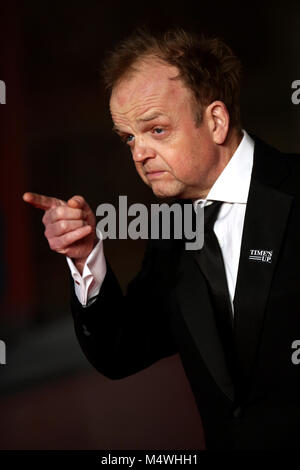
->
xmin=23 ymin=192 xmax=97 ymax=273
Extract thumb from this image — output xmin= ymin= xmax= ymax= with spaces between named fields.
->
xmin=67 ymin=195 xmax=86 ymax=209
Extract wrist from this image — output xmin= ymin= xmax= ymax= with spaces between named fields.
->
xmin=73 ymin=238 xmax=98 ymax=275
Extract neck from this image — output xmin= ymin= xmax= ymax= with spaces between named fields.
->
xmin=194 ymin=126 xmax=243 ymax=200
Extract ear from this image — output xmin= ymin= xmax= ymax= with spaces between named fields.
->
xmin=205 ymin=101 xmax=230 ymax=145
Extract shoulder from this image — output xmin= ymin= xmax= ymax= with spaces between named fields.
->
xmin=250 ymin=134 xmax=300 ymax=193
xmin=251 ymin=133 xmax=300 ymax=161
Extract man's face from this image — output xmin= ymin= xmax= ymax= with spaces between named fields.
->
xmin=110 ymin=58 xmax=221 ymax=199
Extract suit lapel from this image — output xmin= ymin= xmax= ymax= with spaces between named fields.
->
xmin=233 ymin=138 xmax=293 ymax=386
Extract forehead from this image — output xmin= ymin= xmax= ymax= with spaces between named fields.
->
xmin=109 ymin=58 xmax=191 ymax=118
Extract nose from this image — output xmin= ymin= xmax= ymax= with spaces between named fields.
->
xmin=132 ymin=138 xmax=155 ymax=162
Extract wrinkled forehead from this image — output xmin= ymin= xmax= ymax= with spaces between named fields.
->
xmin=109 ymin=58 xmax=189 ymax=116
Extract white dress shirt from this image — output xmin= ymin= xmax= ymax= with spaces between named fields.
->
xmin=67 ymin=130 xmax=254 ymax=313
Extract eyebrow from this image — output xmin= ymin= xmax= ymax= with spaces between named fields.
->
xmin=137 ymin=112 xmax=164 ymax=122
xmin=112 ymin=125 xmax=123 ymax=134
xmin=112 ymin=113 xmax=166 ymax=133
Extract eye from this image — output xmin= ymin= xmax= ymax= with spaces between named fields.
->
xmin=122 ymin=134 xmax=134 ymax=145
xmin=153 ymin=127 xmax=164 ymax=135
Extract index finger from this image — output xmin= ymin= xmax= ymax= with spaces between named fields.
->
xmin=23 ymin=192 xmax=65 ymax=210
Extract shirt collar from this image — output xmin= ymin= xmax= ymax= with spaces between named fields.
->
xmin=193 ymin=129 xmax=254 ymax=208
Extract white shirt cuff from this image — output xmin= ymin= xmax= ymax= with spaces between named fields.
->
xmin=66 ymin=234 xmax=107 ymax=306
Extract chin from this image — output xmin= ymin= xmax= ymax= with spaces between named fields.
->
xmin=151 ymin=183 xmax=184 ymax=199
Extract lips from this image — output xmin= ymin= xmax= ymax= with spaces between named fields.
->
xmin=146 ymin=170 xmax=166 ymax=179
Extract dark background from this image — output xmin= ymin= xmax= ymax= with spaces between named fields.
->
xmin=0 ymin=0 xmax=299 ymax=450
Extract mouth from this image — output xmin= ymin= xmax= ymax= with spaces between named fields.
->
xmin=146 ymin=170 xmax=166 ymax=180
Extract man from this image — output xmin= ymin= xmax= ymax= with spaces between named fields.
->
xmin=23 ymin=29 xmax=300 ymax=450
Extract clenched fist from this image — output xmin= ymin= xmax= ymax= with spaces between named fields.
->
xmin=23 ymin=192 xmax=97 ymax=274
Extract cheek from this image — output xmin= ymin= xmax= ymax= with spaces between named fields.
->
xmin=166 ymin=134 xmax=198 ymax=172
xmin=167 ymin=148 xmax=199 ymax=181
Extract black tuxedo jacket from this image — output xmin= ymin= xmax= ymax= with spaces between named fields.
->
xmin=71 ymin=136 xmax=300 ymax=450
